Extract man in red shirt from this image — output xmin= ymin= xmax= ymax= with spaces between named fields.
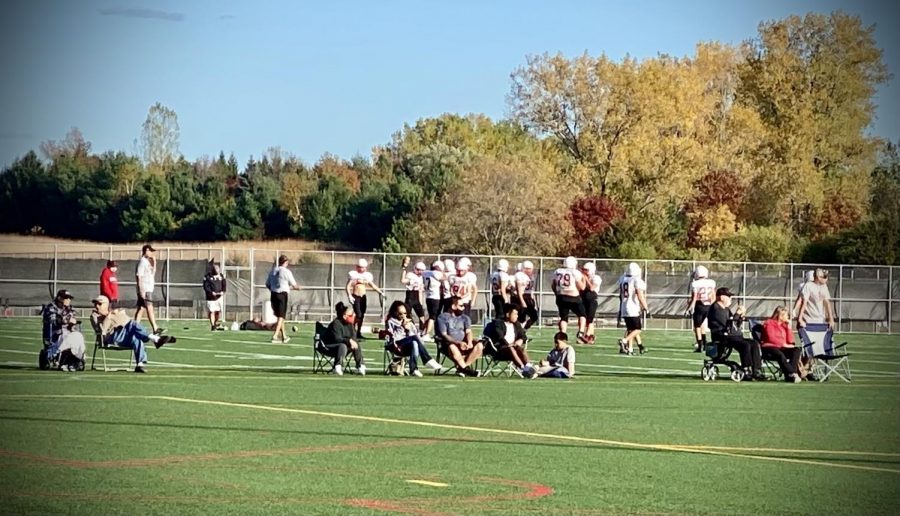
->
xmin=99 ymin=260 xmax=120 ymax=310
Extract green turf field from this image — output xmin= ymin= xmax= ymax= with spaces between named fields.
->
xmin=0 ymin=318 xmax=898 ymax=516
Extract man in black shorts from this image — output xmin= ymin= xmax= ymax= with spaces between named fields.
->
xmin=265 ymin=254 xmax=301 ymax=344
xmin=552 ymin=256 xmax=587 ymax=341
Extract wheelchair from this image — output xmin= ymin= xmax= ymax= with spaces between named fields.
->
xmin=700 ymin=339 xmax=745 ymax=382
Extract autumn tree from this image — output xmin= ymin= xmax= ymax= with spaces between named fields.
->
xmin=140 ymin=102 xmax=180 ymax=173
xmin=739 ymin=11 xmax=890 ymax=230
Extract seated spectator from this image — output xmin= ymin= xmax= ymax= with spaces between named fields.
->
xmin=483 ymin=303 xmax=536 ymax=378
xmin=760 ymin=306 xmax=802 ymax=383
xmin=435 ymin=296 xmax=482 ymax=377
xmin=323 ymin=302 xmax=366 ymax=376
xmin=90 ymin=295 xmax=174 ymax=373
xmin=385 ymin=301 xmax=442 ymax=377
xmin=537 ymin=332 xmax=576 ymax=378
xmin=41 ymin=289 xmax=85 ymax=371
xmin=707 ymin=287 xmax=764 ymax=381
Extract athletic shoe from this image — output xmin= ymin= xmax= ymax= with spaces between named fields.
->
xmin=456 ymin=368 xmax=467 ymax=377
xmin=270 ymin=338 xmax=280 ymax=344
xmin=587 ymin=335 xmax=595 ymax=344
xmin=425 ymin=359 xmax=442 ymax=371
xmin=521 ymin=365 xmax=536 ymax=379
xmin=155 ymin=335 xmax=175 ymax=349
xmin=358 ymin=365 xmax=366 ymax=376
xmin=617 ymin=339 xmax=628 ymax=354
xmin=334 ymin=365 xmax=344 ymax=376
xmin=153 ymin=327 xmax=166 ymax=336
xmin=693 ymin=343 xmax=702 ymax=353
xmin=282 ymin=336 xmax=291 ymax=344
xmin=421 ymin=335 xmax=433 ymax=342
xmin=412 ymin=369 xmax=423 ymax=377
xmin=577 ymin=332 xmax=588 ymax=344
xmin=134 ymin=366 xmax=146 ymax=373
xmin=465 ymin=367 xmax=481 ymax=378
xmin=805 ymin=373 xmax=818 ymax=382
xmin=637 ymin=344 xmax=646 ymax=355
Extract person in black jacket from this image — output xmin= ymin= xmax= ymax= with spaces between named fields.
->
xmin=323 ymin=302 xmax=365 ymax=376
xmin=707 ymin=287 xmax=764 ymax=381
xmin=483 ymin=304 xmax=536 ymax=378
xmin=203 ymin=263 xmax=227 ymax=331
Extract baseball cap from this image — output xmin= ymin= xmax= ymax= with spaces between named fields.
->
xmin=56 ymin=289 xmax=73 ymax=300
xmin=92 ymin=295 xmax=109 ymax=305
xmin=142 ymin=244 xmax=156 ymax=253
xmin=716 ymin=287 xmax=735 ymax=298
xmin=106 ymin=260 xmax=118 ymax=268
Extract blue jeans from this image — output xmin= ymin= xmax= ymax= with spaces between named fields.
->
xmin=111 ymin=321 xmax=149 ymax=364
xmin=393 ymin=336 xmax=433 ymax=372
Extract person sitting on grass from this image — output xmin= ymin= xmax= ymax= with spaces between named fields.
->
xmin=760 ymin=306 xmax=802 ymax=383
xmin=384 ymin=301 xmax=442 ymax=377
xmin=483 ymin=303 xmax=536 ymax=378
xmin=90 ymin=295 xmax=174 ymax=374
xmin=537 ymin=332 xmax=576 ymax=378
xmin=323 ymin=302 xmax=366 ymax=376
xmin=434 ymin=296 xmax=482 ymax=377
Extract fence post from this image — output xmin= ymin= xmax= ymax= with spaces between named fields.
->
xmin=889 ymin=266 xmax=894 ymax=335
xmin=52 ymin=244 xmax=58 ymax=299
xmin=165 ymin=247 xmax=170 ymax=321
xmin=249 ymin=248 xmax=255 ymax=321
xmin=538 ymin=258 xmax=544 ymax=329
xmin=381 ymin=252 xmax=387 ymax=325
xmin=838 ymin=264 xmax=844 ymax=332
xmin=488 ymin=255 xmax=494 ymax=320
xmin=330 ymin=251 xmax=335 ymax=316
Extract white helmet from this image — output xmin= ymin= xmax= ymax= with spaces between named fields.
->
xmin=694 ymin=265 xmax=709 ymax=279
xmin=515 ymin=262 xmax=523 ymax=272
xmin=457 ymin=257 xmax=471 ymax=271
xmin=497 ymin=259 xmax=509 ymax=272
xmin=805 ymin=270 xmax=815 ymax=282
xmin=443 ymin=259 xmax=456 ymax=273
xmin=583 ymin=262 xmax=596 ymax=274
xmin=414 ymin=261 xmax=426 ymax=271
xmin=522 ymin=260 xmax=534 ymax=271
xmin=357 ymin=258 xmax=368 ymax=268
xmin=564 ymin=256 xmax=578 ymax=269
xmin=432 ymin=260 xmax=444 ymax=271
xmin=626 ymin=262 xmax=641 ymax=277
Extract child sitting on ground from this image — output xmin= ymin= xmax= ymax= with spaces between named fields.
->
xmin=537 ymin=332 xmax=576 ymax=378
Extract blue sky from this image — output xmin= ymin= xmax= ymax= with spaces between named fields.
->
xmin=1 ymin=0 xmax=897 ymax=168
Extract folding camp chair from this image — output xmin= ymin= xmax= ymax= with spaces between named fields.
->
xmin=433 ymin=337 xmax=457 ymax=375
xmin=312 ymin=321 xmax=352 ymax=374
xmin=379 ymin=330 xmax=408 ymax=375
xmin=89 ymin=320 xmax=134 ymax=372
xmin=799 ymin=323 xmax=851 ymax=383
xmin=478 ymin=335 xmax=525 ymax=377
xmin=749 ymin=320 xmax=784 ymax=381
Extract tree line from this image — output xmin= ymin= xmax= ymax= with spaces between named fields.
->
xmin=1 ymin=11 xmax=898 ymax=264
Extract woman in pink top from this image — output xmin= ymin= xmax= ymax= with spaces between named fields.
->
xmin=761 ymin=306 xmax=802 ymax=383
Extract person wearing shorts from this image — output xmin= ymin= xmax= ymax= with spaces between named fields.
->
xmin=203 ymin=263 xmax=227 ymax=331
xmin=134 ymin=244 xmax=163 ymax=335
xmin=552 ymin=256 xmax=587 ymax=341
xmin=265 ymin=254 xmax=300 ymax=343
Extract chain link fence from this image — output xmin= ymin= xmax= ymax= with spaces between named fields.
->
xmin=0 ymin=244 xmax=896 ymax=334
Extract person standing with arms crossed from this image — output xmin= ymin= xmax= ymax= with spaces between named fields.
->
xmin=347 ymin=258 xmax=384 ymax=339
xmin=134 ymin=244 xmax=163 ymax=335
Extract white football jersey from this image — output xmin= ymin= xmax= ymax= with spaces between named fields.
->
xmin=423 ymin=271 xmax=443 ymax=300
xmin=490 ymin=271 xmax=510 ymax=296
xmin=514 ymin=271 xmax=534 ymax=295
xmin=690 ymin=278 xmax=716 ymax=305
xmin=553 ymin=268 xmax=583 ymax=297
xmin=404 ymin=271 xmax=424 ymax=292
xmin=585 ymin=273 xmax=602 ymax=294
xmin=618 ymin=275 xmax=646 ymax=317
xmin=449 ymin=272 xmax=477 ymax=303
xmin=348 ymin=270 xmax=374 ymax=288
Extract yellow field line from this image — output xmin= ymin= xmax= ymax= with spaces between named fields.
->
xmin=2 ymin=393 xmax=899 ymax=474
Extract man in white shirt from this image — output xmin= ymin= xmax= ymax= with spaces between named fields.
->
xmin=797 ymin=268 xmax=835 ymax=329
xmin=551 ymin=256 xmax=587 ymax=340
xmin=134 ymin=244 xmax=163 ymax=335
xmin=346 ymin=258 xmax=383 ymax=339
xmin=266 ymin=254 xmax=301 ymax=343
xmin=617 ymin=262 xmax=648 ymax=355
xmin=514 ymin=261 xmax=538 ymax=330
xmin=422 ymin=261 xmax=445 ymax=341
xmin=686 ymin=265 xmax=716 ymax=353
xmin=448 ymin=257 xmax=478 ymax=318
xmin=400 ymin=257 xmax=427 ymax=333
